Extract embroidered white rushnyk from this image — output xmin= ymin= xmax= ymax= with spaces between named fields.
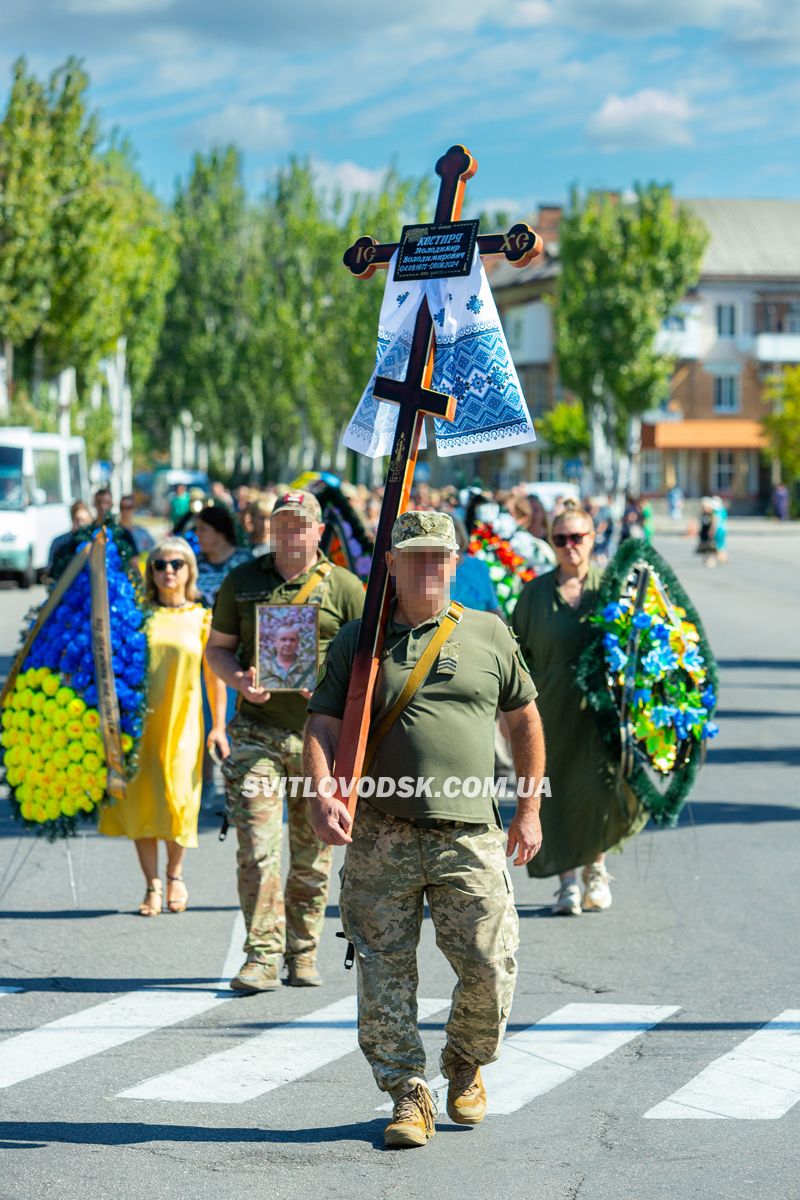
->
xmin=342 ymin=248 xmax=536 ymax=459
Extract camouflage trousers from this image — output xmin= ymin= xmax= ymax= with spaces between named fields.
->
xmin=222 ymin=715 xmax=333 ymax=967
xmin=339 ymin=801 xmax=519 ymax=1100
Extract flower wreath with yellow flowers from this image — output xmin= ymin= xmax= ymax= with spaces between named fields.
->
xmin=575 ymin=538 xmax=719 ymax=825
xmin=0 ymin=521 xmax=149 ymax=839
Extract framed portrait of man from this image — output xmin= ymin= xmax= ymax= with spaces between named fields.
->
xmin=255 ymin=604 xmax=320 ymax=692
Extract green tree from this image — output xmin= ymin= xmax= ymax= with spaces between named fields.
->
xmin=537 ymin=400 xmax=590 ymax=460
xmin=554 ymin=184 xmax=707 ymax=497
xmin=1 ymin=56 xmax=174 ymax=436
xmin=256 ymin=160 xmax=432 ymax=474
xmin=145 ymin=145 xmax=257 ymax=453
xmin=762 ymin=366 xmax=800 ymax=485
xmin=0 ymin=58 xmax=53 ymax=392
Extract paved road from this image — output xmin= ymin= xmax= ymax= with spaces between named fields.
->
xmin=0 ymin=528 xmax=798 ymax=1200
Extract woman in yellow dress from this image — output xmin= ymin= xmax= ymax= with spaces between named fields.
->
xmin=99 ymin=537 xmax=230 ymax=915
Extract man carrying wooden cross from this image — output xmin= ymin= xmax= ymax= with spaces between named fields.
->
xmin=304 ymin=510 xmax=545 ymax=1147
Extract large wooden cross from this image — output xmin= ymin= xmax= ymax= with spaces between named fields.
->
xmin=334 ymin=143 xmax=542 ymax=814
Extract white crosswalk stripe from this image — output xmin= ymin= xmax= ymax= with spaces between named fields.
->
xmin=645 ymin=1010 xmax=800 ymax=1120
xmin=378 ymin=1002 xmax=679 ymax=1116
xmin=118 ymin=996 xmax=450 ymax=1104
xmin=0 ymin=987 xmax=236 ymax=1090
xmin=0 ymin=913 xmax=246 ymax=1091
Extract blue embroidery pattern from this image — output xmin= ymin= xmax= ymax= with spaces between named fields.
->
xmin=432 ymin=325 xmax=529 ymax=452
xmin=396 ymin=291 xmax=410 ymax=306
xmin=466 ymin=294 xmax=484 ymax=315
xmin=433 ymin=308 xmax=445 ymax=327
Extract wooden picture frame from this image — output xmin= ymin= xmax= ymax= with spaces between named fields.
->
xmin=254 ymin=603 xmax=320 ymax=692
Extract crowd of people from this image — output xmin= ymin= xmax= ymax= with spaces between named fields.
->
xmin=30 ymin=471 xmax=730 ymax=1146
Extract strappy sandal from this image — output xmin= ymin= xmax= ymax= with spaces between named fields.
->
xmin=166 ymin=874 xmax=188 ymax=914
xmin=138 ymin=879 xmax=163 ymax=917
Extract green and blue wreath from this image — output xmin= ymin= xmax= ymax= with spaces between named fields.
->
xmin=0 ymin=521 xmax=149 ymax=838
xmin=575 ymin=538 xmax=719 ymax=825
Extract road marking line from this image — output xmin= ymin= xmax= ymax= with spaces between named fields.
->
xmin=378 ymin=1003 xmax=679 ymax=1116
xmin=219 ymin=911 xmax=246 ymax=984
xmin=119 ymin=996 xmax=450 ymax=1104
xmin=645 ymin=1010 xmax=800 ymax=1120
xmin=0 ymin=913 xmax=245 ymax=1090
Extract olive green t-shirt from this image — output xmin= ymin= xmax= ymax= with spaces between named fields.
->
xmin=308 ymin=603 xmax=537 ymax=822
xmin=212 ymin=552 xmax=365 ymax=732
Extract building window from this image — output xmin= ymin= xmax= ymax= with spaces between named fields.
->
xmin=713 ymin=375 xmax=739 ymax=413
xmin=662 ymin=311 xmax=686 ymax=331
xmin=519 ymin=365 xmax=548 ymax=417
xmin=787 ymin=301 xmax=800 ymax=334
xmin=640 ymin=450 xmax=662 ymax=494
xmin=534 ymin=451 xmax=560 ymax=482
xmin=504 ymin=311 xmax=524 ymax=351
xmin=716 ymin=304 xmax=736 ymax=338
xmin=712 ymin=451 xmax=735 ymax=493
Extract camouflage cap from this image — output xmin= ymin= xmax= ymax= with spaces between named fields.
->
xmin=391 ymin=510 xmax=458 ymax=551
xmin=271 ymin=489 xmax=323 ymax=523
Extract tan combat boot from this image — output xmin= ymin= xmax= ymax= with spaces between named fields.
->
xmin=384 ymin=1083 xmax=437 ymax=1148
xmin=229 ymin=957 xmax=281 ymax=993
xmin=285 ymin=957 xmax=322 ymax=988
xmin=444 ymin=1055 xmax=487 ymax=1125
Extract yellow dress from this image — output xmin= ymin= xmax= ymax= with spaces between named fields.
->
xmin=99 ymin=603 xmax=211 ymax=848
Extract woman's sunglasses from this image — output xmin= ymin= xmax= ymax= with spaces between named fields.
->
xmin=153 ymin=558 xmax=187 ymax=572
xmin=553 ymin=532 xmax=590 ymax=548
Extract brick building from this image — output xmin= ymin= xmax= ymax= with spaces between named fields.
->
xmin=479 ymin=198 xmax=800 ymax=511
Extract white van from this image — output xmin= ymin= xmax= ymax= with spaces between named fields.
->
xmin=0 ymin=428 xmax=89 ymax=587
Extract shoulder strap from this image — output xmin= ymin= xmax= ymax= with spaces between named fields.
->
xmin=364 ymin=601 xmax=463 ymax=770
xmin=292 ymin=561 xmax=333 ymax=605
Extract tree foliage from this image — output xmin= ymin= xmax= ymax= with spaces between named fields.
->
xmin=144 ymin=154 xmax=431 ymax=476
xmin=0 ymin=56 xmax=176 ymax=418
xmin=762 ymin=367 xmax=800 ymax=484
xmin=554 ymin=185 xmax=708 ymax=492
xmin=537 ymin=400 xmax=590 ymax=459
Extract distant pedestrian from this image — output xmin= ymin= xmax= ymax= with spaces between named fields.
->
xmin=668 ymin=485 xmax=684 ymax=521
xmin=169 ymin=484 xmax=190 ymax=527
xmin=696 ymin=498 xmax=719 ymax=566
xmin=712 ymin=496 xmax=728 ymax=564
xmin=46 ymin=500 xmax=91 ymax=579
xmin=248 ymin=496 xmax=275 ymax=558
xmin=93 ymin=487 xmax=113 ymax=523
xmin=772 ymin=481 xmax=790 ymax=521
xmin=194 ymin=505 xmax=253 ymax=608
xmin=119 ymin=494 xmax=155 ymax=556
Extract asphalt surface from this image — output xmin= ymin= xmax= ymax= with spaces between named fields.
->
xmin=0 ymin=527 xmax=798 ymax=1200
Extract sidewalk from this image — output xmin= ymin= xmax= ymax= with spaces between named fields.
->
xmin=652 ymin=515 xmax=799 ymax=538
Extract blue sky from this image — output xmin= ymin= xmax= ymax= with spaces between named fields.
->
xmin=2 ymin=1 xmax=799 ymax=214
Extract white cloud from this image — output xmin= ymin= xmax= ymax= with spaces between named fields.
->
xmin=312 ymin=159 xmax=387 ymax=200
xmin=190 ymin=103 xmax=289 ymax=153
xmin=503 ymin=1 xmax=554 ymax=26
xmin=586 ymin=89 xmax=694 ymax=150
xmin=65 ymin=0 xmax=173 ymax=12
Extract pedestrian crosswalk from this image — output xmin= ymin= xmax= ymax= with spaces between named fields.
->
xmin=120 ymin=996 xmax=448 ymax=1104
xmin=2 ymin=985 xmax=799 ymax=1121
xmin=378 ymin=1003 xmax=679 ymax=1118
xmin=645 ymin=1011 xmax=800 ymax=1120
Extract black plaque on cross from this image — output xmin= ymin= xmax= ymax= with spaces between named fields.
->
xmin=394 ymin=218 xmax=480 ymax=281
xmin=334 ymin=144 xmax=542 ymax=814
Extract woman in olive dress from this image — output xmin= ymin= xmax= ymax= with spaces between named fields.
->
xmin=512 ymin=502 xmax=642 ymax=915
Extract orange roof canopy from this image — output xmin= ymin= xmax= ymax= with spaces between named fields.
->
xmin=642 ymin=419 xmax=767 ymax=450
